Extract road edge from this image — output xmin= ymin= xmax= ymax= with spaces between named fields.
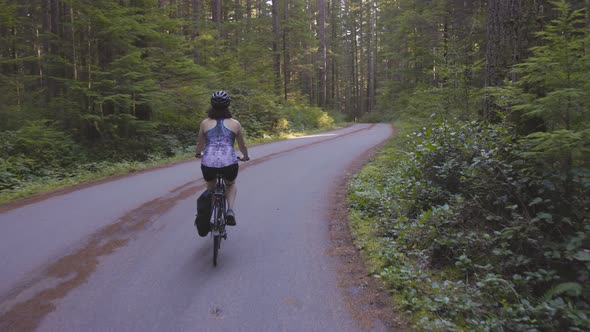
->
xmin=327 ymin=124 xmax=410 ymax=331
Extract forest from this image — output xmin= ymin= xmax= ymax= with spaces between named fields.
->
xmin=1 ymin=0 xmax=589 ymax=330
xmin=346 ymin=0 xmax=590 ymax=330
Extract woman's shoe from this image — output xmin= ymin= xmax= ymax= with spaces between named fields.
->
xmin=226 ymin=209 xmax=236 ymax=226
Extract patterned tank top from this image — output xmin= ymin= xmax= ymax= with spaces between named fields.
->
xmin=201 ymin=119 xmax=238 ymax=168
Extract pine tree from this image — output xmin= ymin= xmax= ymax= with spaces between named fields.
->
xmin=512 ymin=0 xmax=589 ymax=199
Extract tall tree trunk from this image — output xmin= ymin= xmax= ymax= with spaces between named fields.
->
xmin=246 ymin=0 xmax=252 ymax=31
xmin=192 ymin=0 xmax=200 ymax=62
xmin=308 ymin=0 xmax=316 ymax=104
xmin=192 ymin=0 xmax=199 ymax=36
xmin=366 ymin=0 xmax=376 ymax=113
xmin=272 ymin=0 xmax=281 ymax=94
xmin=351 ymin=3 xmax=359 ymax=119
xmin=355 ymin=0 xmax=366 ymax=117
xmin=330 ymin=0 xmax=339 ymax=111
xmin=343 ymin=0 xmax=352 ymax=118
xmin=41 ymin=0 xmax=51 ymax=97
xmin=42 ymin=0 xmax=62 ymax=101
xmin=483 ymin=0 xmax=537 ymax=120
xmin=318 ymin=0 xmax=327 ymax=107
xmin=212 ymin=0 xmax=221 ymax=35
xmin=70 ymin=6 xmax=78 ymax=81
xmin=282 ymin=0 xmax=290 ymax=100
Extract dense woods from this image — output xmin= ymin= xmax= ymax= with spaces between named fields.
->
xmin=1 ymin=0 xmax=589 ymax=329
xmin=0 ymin=0 xmax=346 ymax=193
xmin=347 ymin=0 xmax=590 ymax=330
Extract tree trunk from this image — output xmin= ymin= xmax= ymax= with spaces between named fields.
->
xmin=330 ymin=0 xmax=339 ymax=111
xmin=70 ymin=6 xmax=78 ymax=81
xmin=282 ymin=0 xmax=290 ymax=100
xmin=192 ymin=0 xmax=199 ymax=36
xmin=272 ymin=0 xmax=281 ymax=94
xmin=351 ymin=3 xmax=359 ymax=120
xmin=211 ymin=0 xmax=221 ymax=35
xmin=366 ymin=0 xmax=376 ymax=113
xmin=246 ymin=0 xmax=252 ymax=30
xmin=483 ymin=0 xmax=537 ymax=120
xmin=318 ymin=0 xmax=327 ymax=107
xmin=358 ymin=0 xmax=365 ymax=115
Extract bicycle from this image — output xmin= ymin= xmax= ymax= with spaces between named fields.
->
xmin=195 ymin=154 xmax=249 ymax=266
xmin=210 ymin=172 xmax=227 ymax=267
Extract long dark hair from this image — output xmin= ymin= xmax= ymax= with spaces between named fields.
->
xmin=207 ymin=106 xmax=232 ymax=119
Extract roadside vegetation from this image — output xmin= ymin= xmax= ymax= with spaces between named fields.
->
xmin=348 ymin=1 xmax=590 ymax=330
xmin=350 ymin=119 xmax=589 ymax=330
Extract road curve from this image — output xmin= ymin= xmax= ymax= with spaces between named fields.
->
xmin=0 ymin=124 xmax=394 ymax=332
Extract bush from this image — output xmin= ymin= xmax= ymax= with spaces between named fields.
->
xmin=12 ymin=121 xmax=82 ymax=168
xmin=349 ymin=119 xmax=590 ymax=331
xmin=0 ymin=121 xmax=84 ymax=191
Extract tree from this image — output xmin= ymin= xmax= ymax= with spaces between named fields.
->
xmin=282 ymin=0 xmax=290 ymax=100
xmin=272 ymin=0 xmax=281 ymax=94
xmin=318 ymin=0 xmax=327 ymax=106
xmin=483 ymin=0 xmax=540 ymax=120
xmin=512 ymin=0 xmax=590 ymax=197
xmin=366 ymin=0 xmax=376 ymax=113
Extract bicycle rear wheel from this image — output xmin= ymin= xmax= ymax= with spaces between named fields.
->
xmin=213 ymin=235 xmax=220 ymax=266
xmin=212 ymin=200 xmax=222 ymax=266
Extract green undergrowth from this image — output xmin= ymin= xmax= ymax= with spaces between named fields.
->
xmin=348 ymin=121 xmax=590 ymax=331
xmin=0 ymin=124 xmax=347 ymax=205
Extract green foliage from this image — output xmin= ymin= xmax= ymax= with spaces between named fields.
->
xmin=508 ymin=0 xmax=590 ymax=229
xmin=0 ymin=121 xmax=84 ymax=190
xmin=349 ymin=119 xmax=590 ymax=330
xmin=228 ymin=91 xmax=336 ymax=138
xmin=349 ymin=3 xmax=590 ymax=329
xmin=376 ymin=0 xmax=486 ymax=123
xmin=509 ymin=0 xmax=590 ymax=160
xmin=1 ymin=121 xmax=82 ymax=167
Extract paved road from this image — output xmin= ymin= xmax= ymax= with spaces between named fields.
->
xmin=0 ymin=124 xmax=393 ymax=332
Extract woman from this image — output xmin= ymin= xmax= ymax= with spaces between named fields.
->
xmin=195 ymin=90 xmax=249 ymax=225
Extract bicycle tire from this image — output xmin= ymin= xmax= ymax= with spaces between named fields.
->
xmin=212 ymin=198 xmax=222 ymax=267
xmin=211 ymin=174 xmax=226 ymax=267
xmin=213 ymin=235 xmax=220 ymax=266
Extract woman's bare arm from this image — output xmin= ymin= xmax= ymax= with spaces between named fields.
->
xmin=195 ymin=120 xmax=206 ymax=156
xmin=235 ymin=122 xmax=249 ymax=160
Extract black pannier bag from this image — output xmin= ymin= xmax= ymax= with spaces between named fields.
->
xmin=195 ymin=190 xmax=212 ymax=237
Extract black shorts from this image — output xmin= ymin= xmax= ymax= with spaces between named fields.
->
xmin=201 ymin=164 xmax=239 ymax=182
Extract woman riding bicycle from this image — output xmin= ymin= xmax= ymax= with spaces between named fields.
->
xmin=195 ymin=90 xmax=249 ymax=226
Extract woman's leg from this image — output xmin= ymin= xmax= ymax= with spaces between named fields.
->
xmin=225 ymin=180 xmax=237 ymax=210
xmin=223 ymin=163 xmax=239 ymax=211
xmin=201 ymin=165 xmax=217 ymax=191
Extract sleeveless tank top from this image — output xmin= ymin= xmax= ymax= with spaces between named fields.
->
xmin=201 ymin=119 xmax=238 ymax=168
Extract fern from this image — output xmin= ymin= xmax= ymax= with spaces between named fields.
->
xmin=543 ymin=282 xmax=583 ymax=301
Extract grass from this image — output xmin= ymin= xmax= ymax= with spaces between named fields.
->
xmin=0 ymin=124 xmax=350 ymax=205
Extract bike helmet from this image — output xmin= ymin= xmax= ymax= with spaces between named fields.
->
xmin=210 ymin=90 xmax=231 ymax=108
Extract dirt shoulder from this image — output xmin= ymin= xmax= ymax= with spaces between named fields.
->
xmin=327 ymin=125 xmax=410 ymax=331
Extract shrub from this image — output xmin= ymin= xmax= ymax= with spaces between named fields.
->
xmin=0 ymin=121 xmax=83 ymax=172
xmin=349 ymin=119 xmax=590 ymax=330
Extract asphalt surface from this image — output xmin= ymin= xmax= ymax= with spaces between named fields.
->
xmin=0 ymin=124 xmax=394 ymax=332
